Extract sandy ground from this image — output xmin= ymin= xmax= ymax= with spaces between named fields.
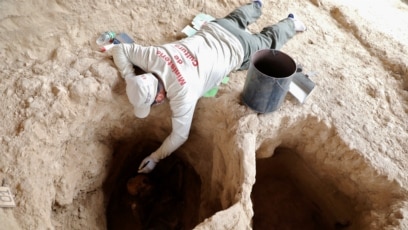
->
xmin=0 ymin=0 xmax=407 ymax=229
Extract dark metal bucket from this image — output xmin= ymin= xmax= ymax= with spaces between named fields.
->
xmin=242 ymin=49 xmax=297 ymax=113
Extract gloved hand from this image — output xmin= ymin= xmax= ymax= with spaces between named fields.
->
xmin=138 ymin=156 xmax=158 ymax=174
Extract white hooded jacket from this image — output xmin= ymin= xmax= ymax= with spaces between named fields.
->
xmin=112 ymin=22 xmax=244 ymax=161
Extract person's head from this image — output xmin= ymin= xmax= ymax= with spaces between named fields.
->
xmin=125 ymin=73 xmax=166 ymax=118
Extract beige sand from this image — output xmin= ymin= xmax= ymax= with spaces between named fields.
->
xmin=0 ymin=0 xmax=407 ymax=229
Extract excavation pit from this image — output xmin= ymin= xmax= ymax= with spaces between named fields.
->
xmin=252 ymin=147 xmax=357 ymax=230
xmin=251 ymin=142 xmax=408 ymax=229
xmin=104 ymin=139 xmax=202 ymax=229
xmin=45 ymin=117 xmax=407 ymax=230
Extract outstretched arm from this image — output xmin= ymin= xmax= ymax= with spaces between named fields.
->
xmin=138 ymin=101 xmax=196 ymax=173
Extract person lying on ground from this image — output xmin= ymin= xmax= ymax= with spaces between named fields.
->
xmin=111 ymin=0 xmax=307 ymax=173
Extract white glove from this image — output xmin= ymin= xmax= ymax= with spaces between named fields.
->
xmin=138 ymin=156 xmax=158 ymax=174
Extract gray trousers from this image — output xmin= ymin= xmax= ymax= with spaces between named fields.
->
xmin=213 ymin=3 xmax=296 ymax=70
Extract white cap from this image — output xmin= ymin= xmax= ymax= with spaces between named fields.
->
xmin=125 ymin=73 xmax=158 ymax=118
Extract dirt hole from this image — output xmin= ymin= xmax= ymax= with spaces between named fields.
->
xmin=104 ymin=139 xmax=201 ymax=229
xmin=252 ymin=147 xmax=356 ymax=230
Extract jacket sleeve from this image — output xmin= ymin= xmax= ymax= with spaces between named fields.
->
xmin=111 ymin=44 xmax=136 ymax=78
xmin=111 ymin=43 xmax=153 ymax=77
xmin=150 ymin=100 xmax=196 ymax=161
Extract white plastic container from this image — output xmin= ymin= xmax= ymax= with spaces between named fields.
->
xmin=96 ymin=31 xmax=116 ymax=46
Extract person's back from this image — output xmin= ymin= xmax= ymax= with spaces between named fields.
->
xmin=114 ymin=21 xmax=243 ymax=101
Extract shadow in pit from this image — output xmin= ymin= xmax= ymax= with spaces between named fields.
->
xmin=104 ymin=138 xmax=201 ymax=230
xmin=252 ymin=147 xmax=355 ymax=230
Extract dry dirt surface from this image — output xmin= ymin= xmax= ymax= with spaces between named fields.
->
xmin=0 ymin=0 xmax=407 ymax=229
